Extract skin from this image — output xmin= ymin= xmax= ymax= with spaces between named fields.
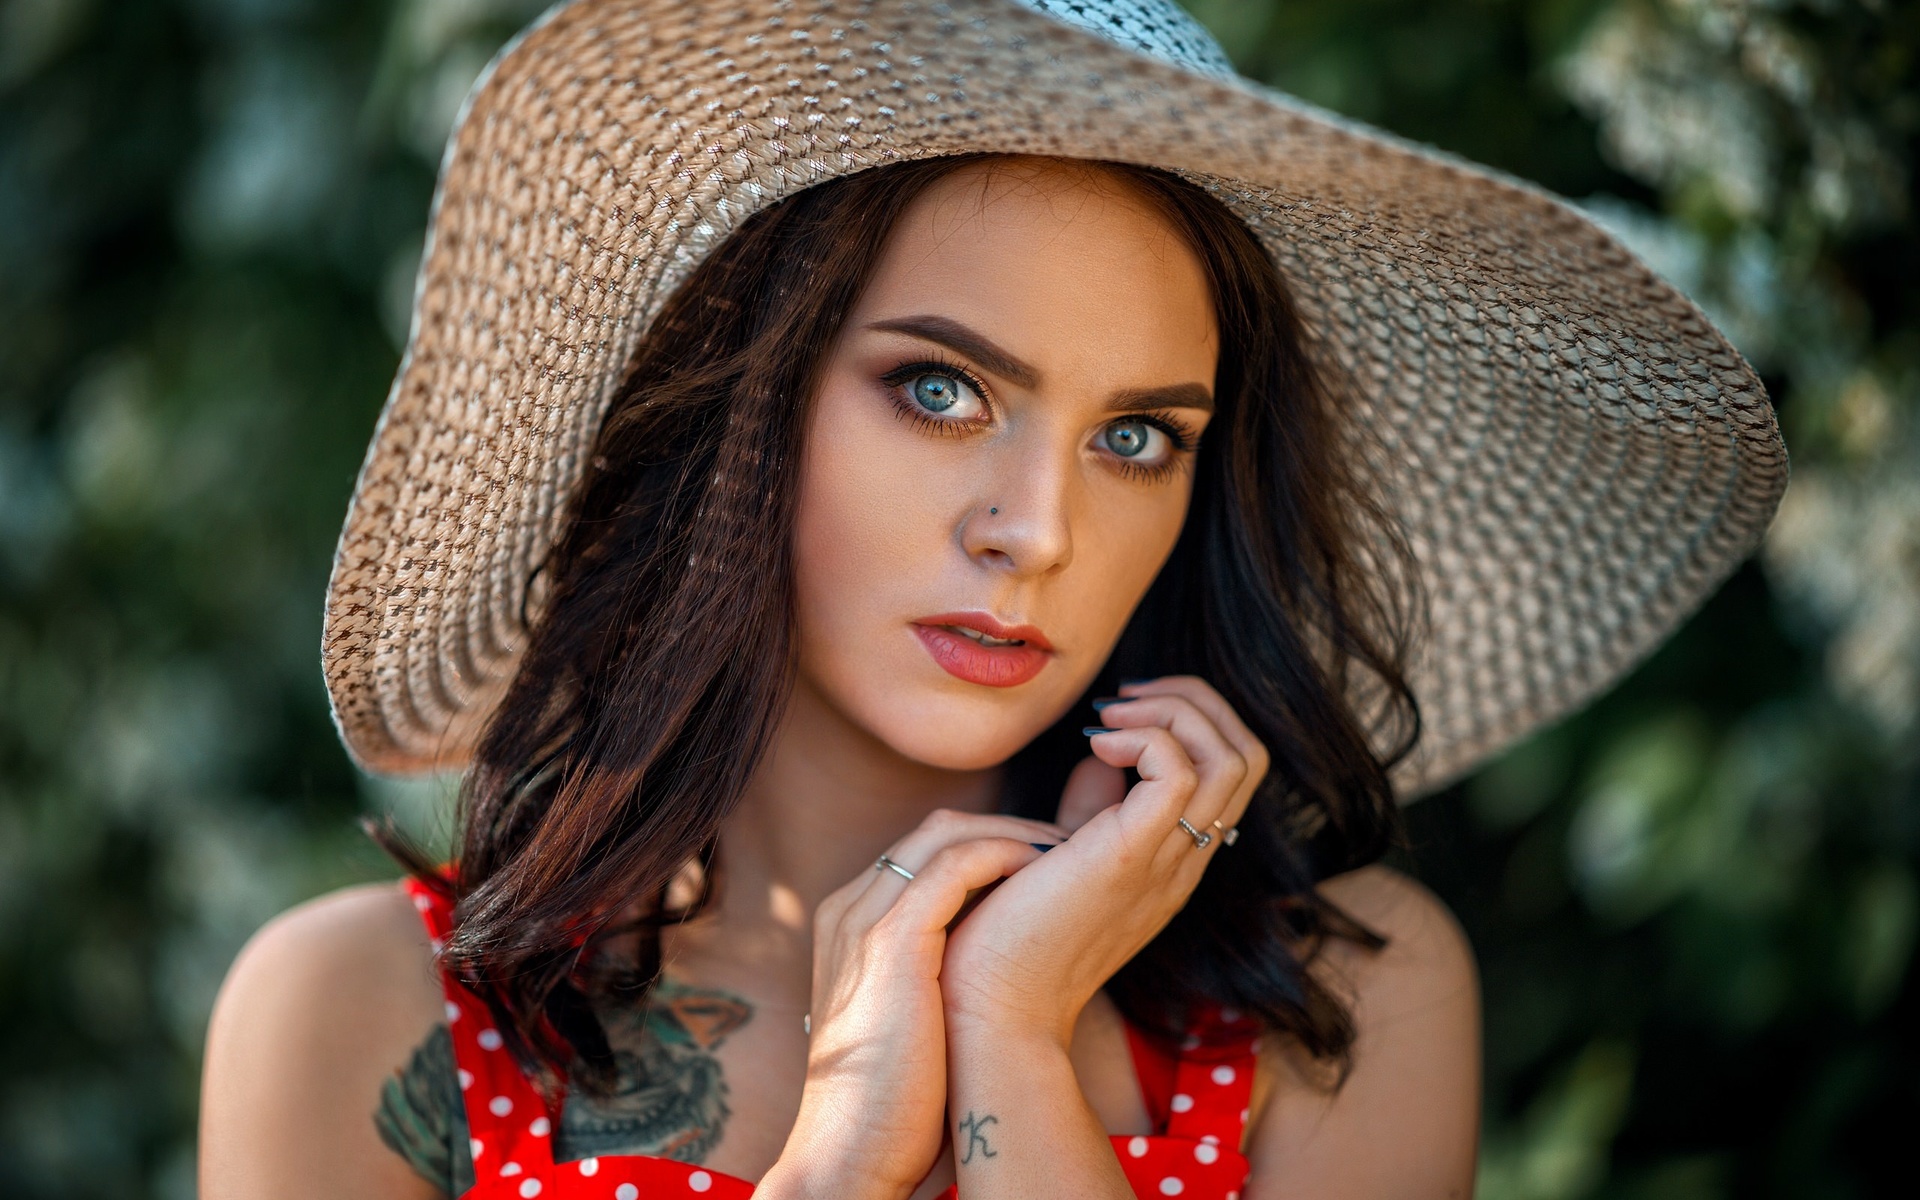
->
xmin=199 ymin=159 xmax=1480 ymax=1200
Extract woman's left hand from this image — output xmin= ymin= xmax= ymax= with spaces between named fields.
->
xmin=939 ymin=675 xmax=1269 ymax=1044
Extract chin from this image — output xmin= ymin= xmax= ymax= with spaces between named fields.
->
xmin=866 ymin=688 xmax=1065 ymax=772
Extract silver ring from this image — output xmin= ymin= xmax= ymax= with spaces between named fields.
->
xmin=875 ymin=854 xmax=915 ymax=881
xmin=1176 ymin=818 xmax=1213 ymax=850
xmin=1211 ymin=819 xmax=1240 ymax=847
xmin=802 ymin=1013 xmax=811 ymax=1035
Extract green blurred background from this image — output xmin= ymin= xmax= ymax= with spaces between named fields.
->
xmin=1 ymin=0 xmax=1914 ymax=1196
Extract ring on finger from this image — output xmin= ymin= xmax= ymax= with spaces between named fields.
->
xmin=875 ymin=854 xmax=916 ymax=881
xmin=1176 ymin=817 xmax=1213 ymax=850
xmin=1211 ymin=819 xmax=1240 ymax=847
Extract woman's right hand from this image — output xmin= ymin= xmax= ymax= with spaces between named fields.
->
xmin=757 ymin=809 xmax=1064 ymax=1200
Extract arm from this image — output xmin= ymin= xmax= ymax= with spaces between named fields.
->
xmin=1245 ymin=865 xmax=1481 ymax=1200
xmin=200 ymin=883 xmax=450 ymax=1200
xmin=944 ymin=1017 xmax=1134 ymax=1199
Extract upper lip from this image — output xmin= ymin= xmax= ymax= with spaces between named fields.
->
xmin=915 ymin=611 xmax=1055 ymax=652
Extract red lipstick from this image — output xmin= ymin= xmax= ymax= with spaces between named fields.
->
xmin=912 ymin=611 xmax=1054 ymax=688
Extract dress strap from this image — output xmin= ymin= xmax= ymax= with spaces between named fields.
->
xmin=405 ymin=876 xmax=563 ymax=1199
xmin=1124 ymin=1010 xmax=1259 ymax=1151
xmin=1163 ymin=1023 xmax=1257 ymax=1150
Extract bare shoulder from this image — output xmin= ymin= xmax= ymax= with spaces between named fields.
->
xmin=1244 ymin=865 xmax=1480 ymax=1199
xmin=1314 ymin=864 xmax=1478 ymax=1021
xmin=200 ymin=881 xmax=446 ymax=1200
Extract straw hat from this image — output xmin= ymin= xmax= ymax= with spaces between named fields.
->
xmin=323 ymin=0 xmax=1787 ymax=794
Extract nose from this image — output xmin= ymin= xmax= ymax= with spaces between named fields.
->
xmin=960 ymin=445 xmax=1075 ymax=577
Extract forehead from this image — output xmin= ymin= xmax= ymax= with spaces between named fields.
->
xmin=854 ymin=160 xmax=1218 ymax=378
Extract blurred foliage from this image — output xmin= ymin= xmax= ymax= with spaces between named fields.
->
xmin=0 ymin=0 xmax=1913 ymax=1198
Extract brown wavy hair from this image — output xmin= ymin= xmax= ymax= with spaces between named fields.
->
xmin=376 ymin=153 xmax=1422 ymax=1095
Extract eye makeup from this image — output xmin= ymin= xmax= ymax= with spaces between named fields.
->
xmin=876 ymin=355 xmax=1204 ymax=482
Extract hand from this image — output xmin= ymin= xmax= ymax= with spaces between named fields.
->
xmin=938 ymin=676 xmax=1270 ymax=1046
xmin=764 ymin=809 xmax=1065 ymax=1200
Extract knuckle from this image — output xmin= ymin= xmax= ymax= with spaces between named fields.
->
xmin=1225 ymin=752 xmax=1249 ymax=784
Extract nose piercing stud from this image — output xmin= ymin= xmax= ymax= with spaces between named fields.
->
xmin=989 ymin=507 xmax=998 ymax=514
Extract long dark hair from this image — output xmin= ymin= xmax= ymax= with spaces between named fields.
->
xmin=379 ymin=153 xmax=1422 ymax=1094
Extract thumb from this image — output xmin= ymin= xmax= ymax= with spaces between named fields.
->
xmin=1058 ymin=755 xmax=1127 ymax=831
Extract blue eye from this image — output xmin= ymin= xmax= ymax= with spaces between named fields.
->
xmin=1104 ymin=420 xmax=1155 ymax=458
xmin=911 ymin=373 xmax=964 ymax=413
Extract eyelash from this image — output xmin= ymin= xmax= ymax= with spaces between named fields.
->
xmin=877 ymin=358 xmax=1201 ymax=483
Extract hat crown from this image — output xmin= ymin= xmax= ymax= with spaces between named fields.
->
xmin=1014 ymin=0 xmax=1239 ymax=80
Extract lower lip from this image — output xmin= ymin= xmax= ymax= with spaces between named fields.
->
xmin=912 ymin=624 xmax=1051 ymax=688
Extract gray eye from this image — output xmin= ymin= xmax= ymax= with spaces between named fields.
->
xmin=912 ymin=373 xmax=963 ymax=413
xmin=1104 ymin=420 xmax=1152 ymax=457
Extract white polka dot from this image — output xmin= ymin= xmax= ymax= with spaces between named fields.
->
xmin=470 ymin=1138 xmax=484 ymax=1159
xmin=529 ymin=1117 xmax=550 ymax=1137
xmin=616 ymin=1186 xmax=640 ymax=1200
xmin=445 ymin=1001 xmax=461 ymax=1022
xmin=577 ymin=1158 xmax=599 ymax=1176
xmin=1249 ymin=1037 xmax=1263 ymax=1055
xmin=489 ymin=1095 xmax=513 ymax=1117
xmin=1127 ymin=1136 xmax=1149 ymax=1158
xmin=458 ymin=1069 xmax=473 ymax=1091
xmin=1220 ymin=1007 xmax=1241 ymax=1022
xmin=1201 ymin=1134 xmax=1220 ymax=1145
xmin=1227 ymin=1193 xmax=1240 ymax=1200
xmin=477 ymin=1028 xmax=504 ymax=1051
xmin=1211 ymin=1065 xmax=1236 ymax=1085
xmin=499 ymin=1161 xmax=522 ymax=1177
xmin=1239 ymin=1108 xmax=1249 ymax=1123
xmin=689 ymin=1169 xmax=713 ymax=1192
xmin=1181 ymin=1034 xmax=1202 ymax=1051
xmin=519 ymin=1181 xmax=541 ymax=1198
xmin=413 ymin=893 xmax=432 ymax=911
xmin=1194 ymin=1142 xmax=1219 ymax=1164
xmin=1170 ymin=1093 xmax=1194 ymax=1113
xmin=1159 ymin=1177 xmax=1185 ymax=1195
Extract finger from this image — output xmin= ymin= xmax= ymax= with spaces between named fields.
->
xmin=848 ymin=810 xmax=1066 ymax=922
xmin=1057 ymin=755 xmax=1126 ymax=831
xmin=1110 ymin=677 xmax=1269 ymax=828
xmin=1088 ymin=694 xmax=1246 ymax=831
xmin=1082 ymin=725 xmax=1200 ymax=855
xmin=872 ymin=837 xmax=1044 ymax=937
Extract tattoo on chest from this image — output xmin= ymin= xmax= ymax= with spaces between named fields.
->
xmin=384 ymin=978 xmax=754 ymax=1171
xmin=562 ymin=979 xmax=754 ymax=1161
xmin=957 ymin=1110 xmax=999 ymax=1164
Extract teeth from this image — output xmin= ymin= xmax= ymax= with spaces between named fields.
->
xmin=947 ymin=625 xmax=1024 ymax=648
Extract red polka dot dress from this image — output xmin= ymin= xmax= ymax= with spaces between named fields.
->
xmin=409 ymin=878 xmax=1257 ymax=1199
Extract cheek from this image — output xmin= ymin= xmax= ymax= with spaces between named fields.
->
xmin=791 ymin=379 xmax=938 ymax=662
xmin=1064 ymin=486 xmax=1191 ymax=647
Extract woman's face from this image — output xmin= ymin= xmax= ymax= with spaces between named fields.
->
xmin=792 ymin=160 xmax=1219 ymax=771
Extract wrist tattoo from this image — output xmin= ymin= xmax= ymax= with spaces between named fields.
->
xmin=958 ymin=1110 xmax=999 ymax=1165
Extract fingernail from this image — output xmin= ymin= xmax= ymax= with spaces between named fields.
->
xmin=1090 ymin=696 xmax=1126 ymax=711
xmin=1028 ymin=842 xmax=1056 ymax=852
xmin=1083 ymin=726 xmax=1119 ymax=736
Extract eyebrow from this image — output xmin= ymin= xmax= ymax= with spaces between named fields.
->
xmin=864 ymin=314 xmax=1215 ymax=414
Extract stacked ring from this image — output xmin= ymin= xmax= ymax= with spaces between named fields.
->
xmin=875 ymin=854 xmax=915 ymax=881
xmin=1177 ymin=817 xmax=1214 ymax=849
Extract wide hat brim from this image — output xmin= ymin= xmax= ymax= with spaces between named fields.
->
xmin=323 ymin=0 xmax=1787 ymax=795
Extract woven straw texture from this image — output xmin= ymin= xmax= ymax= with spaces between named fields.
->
xmin=322 ymin=0 xmax=1788 ymax=794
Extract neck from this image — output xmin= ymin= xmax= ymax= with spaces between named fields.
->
xmin=661 ymin=674 xmax=1000 ymax=999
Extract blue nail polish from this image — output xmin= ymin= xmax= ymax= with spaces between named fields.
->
xmin=1083 ymin=726 xmax=1119 ymax=736
xmin=1090 ymin=697 xmax=1125 ymax=711
xmin=1028 ymin=842 xmax=1055 ymax=852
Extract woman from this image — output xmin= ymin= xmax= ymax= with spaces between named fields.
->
xmin=198 ymin=2 xmax=1786 ymax=1198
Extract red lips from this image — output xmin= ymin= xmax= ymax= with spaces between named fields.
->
xmin=912 ymin=611 xmax=1054 ymax=687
